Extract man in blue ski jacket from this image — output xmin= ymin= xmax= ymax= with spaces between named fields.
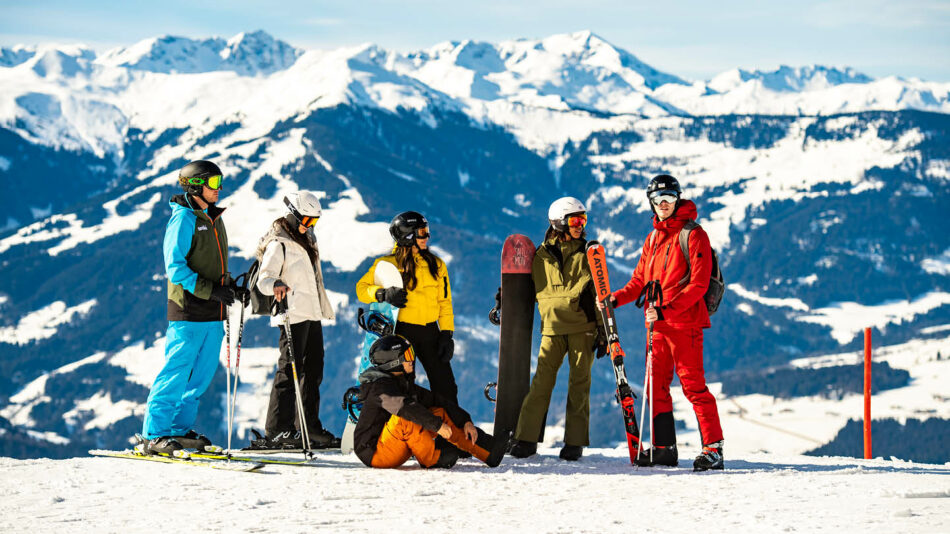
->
xmin=141 ymin=160 xmax=245 ymax=454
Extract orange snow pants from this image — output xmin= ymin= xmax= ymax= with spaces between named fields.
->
xmin=371 ymin=407 xmax=489 ymax=468
xmin=649 ymin=324 xmax=724 ymax=444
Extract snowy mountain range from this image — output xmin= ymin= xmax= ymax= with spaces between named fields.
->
xmin=0 ymin=30 xmax=947 ymax=461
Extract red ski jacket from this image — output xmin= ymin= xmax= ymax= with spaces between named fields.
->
xmin=612 ymin=200 xmax=712 ymax=329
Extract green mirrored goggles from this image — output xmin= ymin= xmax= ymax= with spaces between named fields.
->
xmin=186 ymin=174 xmax=223 ymax=190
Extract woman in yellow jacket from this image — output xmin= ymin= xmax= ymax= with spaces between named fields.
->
xmin=356 ymin=211 xmax=458 ymax=403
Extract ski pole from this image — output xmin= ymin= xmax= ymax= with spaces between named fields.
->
xmin=227 ymin=272 xmax=248 ymax=455
xmin=223 ymin=274 xmax=233 ymax=458
xmin=279 ymin=298 xmax=312 ymax=458
xmin=646 ymin=281 xmax=663 ymax=464
xmin=648 ymin=321 xmax=654 ymax=464
xmin=637 ymin=332 xmax=651 ymax=463
xmin=636 ymin=280 xmax=663 ymax=464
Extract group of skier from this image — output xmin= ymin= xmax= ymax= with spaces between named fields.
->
xmin=140 ymin=158 xmax=724 ymax=472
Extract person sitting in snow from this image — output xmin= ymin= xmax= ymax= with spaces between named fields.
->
xmin=353 ymin=334 xmax=506 ymax=469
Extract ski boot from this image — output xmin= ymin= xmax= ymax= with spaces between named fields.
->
xmin=559 ymin=444 xmax=583 ymax=461
xmin=509 ymin=440 xmax=537 ymax=459
xmin=309 ymin=428 xmax=342 ymax=449
xmin=171 ymin=430 xmax=221 ymax=453
xmin=634 ymin=444 xmax=678 ymax=467
xmin=693 ymin=441 xmax=724 ymax=471
xmin=429 ymin=438 xmax=460 ymax=469
xmin=485 ymin=436 xmax=508 ymax=468
xmin=144 ymin=436 xmax=184 ymax=456
xmin=269 ymin=430 xmax=303 ymax=449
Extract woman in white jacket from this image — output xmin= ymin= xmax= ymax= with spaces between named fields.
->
xmin=254 ymin=191 xmax=338 ymax=449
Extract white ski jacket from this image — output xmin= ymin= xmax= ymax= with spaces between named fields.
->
xmin=256 ymin=223 xmax=336 ymax=326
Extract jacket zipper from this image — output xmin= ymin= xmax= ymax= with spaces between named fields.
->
xmin=210 ymin=214 xmax=226 ymax=320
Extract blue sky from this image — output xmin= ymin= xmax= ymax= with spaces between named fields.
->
xmin=1 ymin=0 xmax=948 ymax=81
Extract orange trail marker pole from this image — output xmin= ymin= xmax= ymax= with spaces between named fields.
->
xmin=863 ymin=327 xmax=872 ymax=459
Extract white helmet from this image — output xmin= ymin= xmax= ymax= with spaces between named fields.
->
xmin=548 ymin=197 xmax=587 ymax=232
xmin=284 ymin=191 xmax=322 ymax=224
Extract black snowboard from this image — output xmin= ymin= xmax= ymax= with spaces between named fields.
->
xmin=488 ymin=234 xmax=536 ymax=442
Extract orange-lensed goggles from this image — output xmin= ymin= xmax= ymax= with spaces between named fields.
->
xmin=415 ymin=228 xmax=430 ymax=239
xmin=567 ymin=214 xmax=587 ymax=228
xmin=402 ymin=345 xmax=416 ymax=363
xmin=301 ymin=216 xmax=319 ymax=228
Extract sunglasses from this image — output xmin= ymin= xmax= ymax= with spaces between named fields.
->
xmin=185 ymin=175 xmax=223 ymax=190
xmin=650 ymin=192 xmax=678 ymax=206
xmin=301 ymin=216 xmax=319 ymax=228
xmin=567 ymin=214 xmax=587 ymax=228
xmin=416 ymin=229 xmax=430 ymax=239
xmin=402 ymin=345 xmax=416 ymax=363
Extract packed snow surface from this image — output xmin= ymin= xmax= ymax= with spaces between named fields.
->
xmin=0 ymin=449 xmax=947 ymax=533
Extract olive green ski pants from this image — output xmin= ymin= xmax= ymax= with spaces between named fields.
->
xmin=514 ymin=331 xmax=595 ymax=447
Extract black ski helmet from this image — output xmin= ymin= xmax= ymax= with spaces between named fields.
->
xmin=389 ymin=211 xmax=428 ymax=247
xmin=179 ymin=160 xmax=223 ymax=196
xmin=369 ymin=334 xmax=415 ymax=372
xmin=646 ymin=174 xmax=681 ymax=213
xmin=646 ymin=174 xmax=681 ymax=199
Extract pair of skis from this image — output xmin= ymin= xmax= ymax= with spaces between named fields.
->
xmin=585 ymin=241 xmax=645 ymax=466
xmin=90 ymin=447 xmax=346 ymax=473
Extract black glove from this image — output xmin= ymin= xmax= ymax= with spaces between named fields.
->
xmin=230 ymin=280 xmax=250 ymax=307
xmin=438 ymin=330 xmax=455 ymax=363
xmin=594 ymin=335 xmax=608 ymax=359
xmin=376 ymin=287 xmax=408 ymax=308
xmin=209 ymin=285 xmax=236 ymax=306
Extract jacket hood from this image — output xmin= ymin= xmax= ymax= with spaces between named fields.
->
xmin=255 ymin=219 xmax=295 ymax=259
xmin=170 ymin=194 xmax=225 ymax=220
xmin=654 ymin=199 xmax=698 ymax=233
xmin=358 ymin=366 xmax=399 ymax=384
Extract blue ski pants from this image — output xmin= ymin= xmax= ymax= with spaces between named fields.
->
xmin=142 ymin=321 xmax=224 ymax=438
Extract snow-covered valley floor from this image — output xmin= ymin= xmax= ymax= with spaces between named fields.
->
xmin=1 ymin=447 xmax=947 ymax=533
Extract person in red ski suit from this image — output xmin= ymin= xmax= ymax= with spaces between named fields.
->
xmin=607 ymin=174 xmax=724 ymax=471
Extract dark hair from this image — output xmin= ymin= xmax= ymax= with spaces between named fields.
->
xmin=276 ymin=216 xmax=318 ymax=264
xmin=394 ymin=245 xmax=440 ymax=291
xmin=544 ymin=226 xmax=586 ymax=242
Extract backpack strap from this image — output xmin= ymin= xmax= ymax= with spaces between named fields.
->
xmin=677 ymin=220 xmax=699 ymax=286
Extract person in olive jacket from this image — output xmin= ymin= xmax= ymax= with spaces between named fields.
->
xmin=354 ymin=335 xmax=506 ymax=469
xmin=509 ymin=197 xmax=605 ymax=462
xmin=142 ymin=160 xmax=246 ymax=455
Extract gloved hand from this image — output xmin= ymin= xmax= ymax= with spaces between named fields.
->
xmin=598 ymin=293 xmax=617 ymax=310
xmin=209 ymin=284 xmax=236 ymax=306
xmin=273 ymin=280 xmax=289 ymax=302
xmin=376 ymin=287 xmax=408 ymax=308
xmin=594 ymin=334 xmax=608 ymax=359
xmin=230 ymin=280 xmax=250 ymax=307
xmin=437 ymin=330 xmax=454 ymax=362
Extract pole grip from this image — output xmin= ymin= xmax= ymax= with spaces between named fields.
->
xmin=863 ymin=327 xmax=872 ymax=460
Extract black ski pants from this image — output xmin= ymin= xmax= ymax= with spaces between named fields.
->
xmin=396 ymin=321 xmax=458 ymax=404
xmin=265 ymin=320 xmax=325 ymax=437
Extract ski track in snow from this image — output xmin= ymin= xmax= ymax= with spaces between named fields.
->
xmin=0 ymin=450 xmax=947 ymax=533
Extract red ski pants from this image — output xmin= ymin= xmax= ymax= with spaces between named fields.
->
xmin=647 ymin=325 xmax=723 ymax=444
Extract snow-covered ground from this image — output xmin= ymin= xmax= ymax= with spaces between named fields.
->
xmin=0 ymin=448 xmax=947 ymax=533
